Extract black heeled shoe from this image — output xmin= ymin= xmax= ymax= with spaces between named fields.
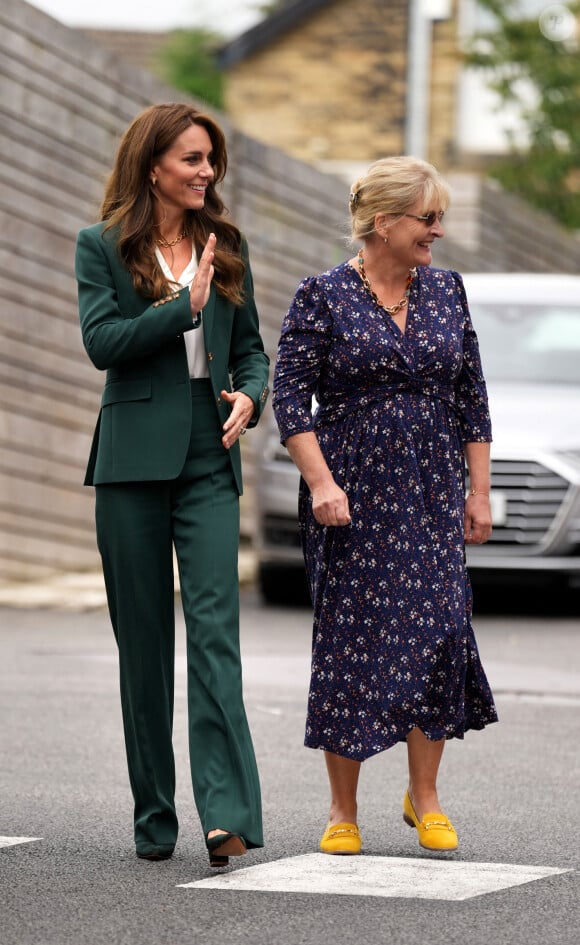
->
xmin=136 ymin=849 xmax=173 ymax=861
xmin=206 ymin=832 xmax=247 ymax=868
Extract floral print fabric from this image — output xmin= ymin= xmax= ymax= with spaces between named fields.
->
xmin=273 ymin=263 xmax=498 ymax=761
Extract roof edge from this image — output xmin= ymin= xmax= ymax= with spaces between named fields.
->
xmin=218 ymin=0 xmax=333 ymax=68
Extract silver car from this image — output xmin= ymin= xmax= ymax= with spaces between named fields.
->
xmin=255 ymin=273 xmax=580 ymax=603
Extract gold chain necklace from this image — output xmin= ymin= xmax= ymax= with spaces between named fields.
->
xmin=357 ymin=250 xmax=416 ymax=317
xmin=156 ymin=232 xmax=186 ymax=247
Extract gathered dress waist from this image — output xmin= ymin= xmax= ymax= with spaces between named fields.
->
xmin=314 ymin=379 xmax=457 ymax=426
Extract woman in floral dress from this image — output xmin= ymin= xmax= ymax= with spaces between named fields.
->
xmin=272 ymin=157 xmax=498 ymax=855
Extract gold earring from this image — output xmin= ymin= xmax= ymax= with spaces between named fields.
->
xmin=151 ymin=177 xmax=157 ymax=186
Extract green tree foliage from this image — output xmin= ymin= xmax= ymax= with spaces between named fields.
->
xmin=157 ymin=29 xmax=225 ymax=111
xmin=467 ymin=0 xmax=580 ymax=229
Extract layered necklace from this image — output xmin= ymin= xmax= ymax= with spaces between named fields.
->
xmin=156 ymin=231 xmax=186 ymax=248
xmin=357 ymin=250 xmax=416 ymax=317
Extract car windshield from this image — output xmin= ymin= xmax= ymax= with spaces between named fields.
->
xmin=470 ymin=303 xmax=580 ymax=385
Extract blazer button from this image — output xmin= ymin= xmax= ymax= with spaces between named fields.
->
xmin=217 ymin=396 xmax=222 ymax=405
xmin=207 ymin=351 xmax=213 ymax=361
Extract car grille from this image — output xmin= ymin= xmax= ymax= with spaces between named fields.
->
xmin=263 ymin=459 xmax=572 ymax=553
xmin=488 ymin=460 xmax=570 ymax=547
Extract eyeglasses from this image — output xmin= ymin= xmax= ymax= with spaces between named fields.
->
xmin=404 ymin=211 xmax=445 ymax=226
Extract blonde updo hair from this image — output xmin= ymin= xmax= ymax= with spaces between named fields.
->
xmin=348 ymin=156 xmax=450 ymax=242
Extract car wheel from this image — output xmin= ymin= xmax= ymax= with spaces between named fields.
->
xmin=258 ymin=563 xmax=310 ymax=606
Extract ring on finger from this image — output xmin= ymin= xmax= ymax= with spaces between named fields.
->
xmin=240 ymin=427 xmax=247 ymax=435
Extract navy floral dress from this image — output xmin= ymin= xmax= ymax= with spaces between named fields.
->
xmin=273 ymin=262 xmax=498 ymax=761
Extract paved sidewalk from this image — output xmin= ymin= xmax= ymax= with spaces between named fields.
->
xmin=0 ymin=548 xmax=257 ymax=611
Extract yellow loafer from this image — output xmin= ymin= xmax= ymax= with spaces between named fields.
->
xmin=320 ymin=822 xmax=362 ymax=855
xmin=403 ymin=791 xmax=458 ymax=851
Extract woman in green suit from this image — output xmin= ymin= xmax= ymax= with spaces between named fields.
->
xmin=75 ymin=103 xmax=269 ymax=868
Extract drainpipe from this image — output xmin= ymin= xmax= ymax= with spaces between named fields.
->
xmin=405 ymin=0 xmax=452 ymax=158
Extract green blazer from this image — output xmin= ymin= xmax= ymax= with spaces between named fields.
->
xmin=76 ymin=222 xmax=270 ymax=494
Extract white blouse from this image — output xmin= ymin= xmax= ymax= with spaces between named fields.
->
xmin=155 ymin=244 xmax=209 ymax=379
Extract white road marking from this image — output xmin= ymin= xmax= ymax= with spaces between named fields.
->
xmin=0 ymin=836 xmax=42 ymax=848
xmin=496 ymin=692 xmax=580 ymax=707
xmin=178 ymin=853 xmax=571 ymax=900
xmin=253 ymin=704 xmax=284 ymax=716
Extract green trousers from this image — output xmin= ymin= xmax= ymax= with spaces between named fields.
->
xmin=95 ymin=379 xmax=263 ymax=856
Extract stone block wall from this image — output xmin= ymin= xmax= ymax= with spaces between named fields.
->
xmin=223 ymin=0 xmax=409 ymax=164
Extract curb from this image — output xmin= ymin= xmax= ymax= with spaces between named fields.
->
xmin=0 ymin=549 xmax=257 ymax=612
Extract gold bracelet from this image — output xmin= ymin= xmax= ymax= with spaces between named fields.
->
xmin=469 ymin=489 xmax=489 ymax=496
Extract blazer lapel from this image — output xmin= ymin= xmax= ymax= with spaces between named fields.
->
xmin=202 ymin=285 xmax=216 ymax=352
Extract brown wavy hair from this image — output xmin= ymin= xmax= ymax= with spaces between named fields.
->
xmin=101 ymin=103 xmax=244 ymax=304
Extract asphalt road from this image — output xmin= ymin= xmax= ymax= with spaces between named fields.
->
xmin=1 ymin=586 xmax=579 ymax=945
